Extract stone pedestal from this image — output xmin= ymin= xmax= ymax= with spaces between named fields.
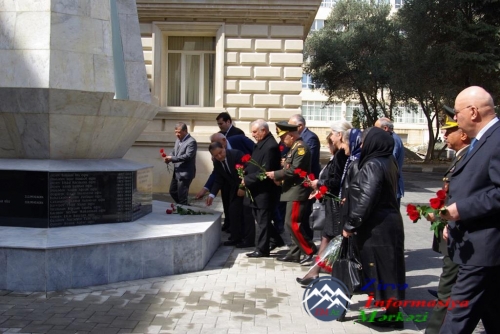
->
xmin=0 ymin=159 xmax=152 ymax=228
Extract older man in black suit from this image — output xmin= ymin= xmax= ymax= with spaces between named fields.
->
xmin=440 ymin=86 xmax=500 ymax=334
xmin=244 ymin=119 xmax=285 ymax=258
xmin=164 ymin=122 xmax=197 ymax=205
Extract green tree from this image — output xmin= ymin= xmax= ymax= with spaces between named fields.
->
xmin=393 ymin=0 xmax=500 ymax=160
xmin=304 ymin=0 xmax=398 ymax=127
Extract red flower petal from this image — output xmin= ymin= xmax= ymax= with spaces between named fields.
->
xmin=161 ymin=153 xmax=167 ymax=158
xmin=315 ymin=192 xmax=322 ymax=200
xmin=308 ymin=173 xmax=316 ymax=181
xmin=171 ymin=203 xmax=175 ymax=208
xmin=406 ymin=204 xmax=417 ymax=213
xmin=436 ymin=190 xmax=446 ymax=200
xmin=166 ymin=209 xmax=173 ymax=214
xmin=303 ymin=182 xmax=310 ymax=187
xmin=294 ymin=168 xmax=302 ymax=175
xmin=241 ymin=154 xmax=252 ymax=163
xmin=429 ymin=197 xmax=444 ymax=210
xmin=299 ymin=171 xmax=307 ymax=178
xmin=409 ymin=211 xmax=420 ymax=222
xmin=319 ymin=185 xmax=328 ymax=194
xmin=279 ymin=145 xmax=284 ymax=152
xmin=160 ymin=148 xmax=164 ymax=153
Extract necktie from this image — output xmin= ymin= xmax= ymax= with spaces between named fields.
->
xmin=467 ymin=138 xmax=477 ymax=155
xmin=222 ymin=160 xmax=231 ymax=174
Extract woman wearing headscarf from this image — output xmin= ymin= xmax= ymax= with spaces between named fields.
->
xmin=296 ymin=124 xmax=361 ymax=285
xmin=342 ymin=127 xmax=405 ymax=328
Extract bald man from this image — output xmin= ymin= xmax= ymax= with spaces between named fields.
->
xmin=439 ymin=86 xmax=500 ymax=334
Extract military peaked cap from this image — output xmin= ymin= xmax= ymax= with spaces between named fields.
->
xmin=275 ymin=121 xmax=299 ymax=137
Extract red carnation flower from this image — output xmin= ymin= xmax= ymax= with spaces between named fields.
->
xmin=166 ymin=209 xmax=173 ymax=214
xmin=235 ymin=164 xmax=243 ymax=169
xmin=315 ymin=192 xmax=322 ymax=200
xmin=241 ymin=154 xmax=251 ymax=163
xmin=406 ymin=204 xmax=417 ymax=213
xmin=160 ymin=148 xmax=164 ymax=153
xmin=319 ymin=185 xmax=328 ymax=194
xmin=161 ymin=153 xmax=167 ymax=158
xmin=430 ymin=197 xmax=444 ymax=210
xmin=409 ymin=211 xmax=420 ymax=222
xmin=294 ymin=168 xmax=302 ymax=175
xmin=308 ymin=173 xmax=316 ymax=181
xmin=171 ymin=203 xmax=175 ymax=208
xmin=436 ymin=190 xmax=446 ymax=200
xmin=279 ymin=145 xmax=284 ymax=152
xmin=299 ymin=171 xmax=307 ymax=178
xmin=303 ymin=182 xmax=310 ymax=188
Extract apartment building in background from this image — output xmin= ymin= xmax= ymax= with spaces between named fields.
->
xmin=301 ymin=0 xmax=429 ymax=145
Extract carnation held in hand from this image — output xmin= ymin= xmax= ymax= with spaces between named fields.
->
xmin=406 ymin=190 xmax=448 ymax=237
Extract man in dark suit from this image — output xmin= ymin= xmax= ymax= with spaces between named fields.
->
xmin=164 ymin=122 xmax=197 ymax=205
xmin=205 ymin=142 xmax=254 ymax=247
xmin=425 ymin=113 xmax=470 ymax=334
xmin=216 ymin=112 xmax=245 ymax=138
xmin=440 ymin=86 xmax=500 ymax=334
xmin=266 ymin=122 xmax=317 ymax=264
xmin=244 ymin=119 xmax=284 ymax=258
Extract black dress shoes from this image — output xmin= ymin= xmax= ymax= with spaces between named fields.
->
xmin=296 ymin=275 xmax=319 ymax=286
xmin=246 ymin=250 xmax=269 ymax=258
xmin=277 ymin=255 xmax=300 ymax=263
xmin=371 ymin=317 xmax=404 ymax=329
xmin=428 ymin=289 xmax=438 ymax=298
xmin=299 ymin=254 xmax=315 ymax=265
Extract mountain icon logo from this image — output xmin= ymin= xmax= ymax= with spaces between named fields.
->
xmin=302 ymin=277 xmax=351 ymax=321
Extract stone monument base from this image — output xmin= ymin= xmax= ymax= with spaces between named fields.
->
xmin=0 ymin=201 xmax=221 ymax=292
xmin=0 ymin=159 xmax=153 ymax=228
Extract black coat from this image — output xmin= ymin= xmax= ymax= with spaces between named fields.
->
xmin=221 ymin=126 xmax=245 ymax=138
xmin=243 ymin=133 xmax=281 ymax=209
xmin=210 ymin=149 xmax=244 ymax=203
xmin=342 ymin=157 xmax=405 ymax=301
xmin=319 ymin=150 xmax=348 ymax=238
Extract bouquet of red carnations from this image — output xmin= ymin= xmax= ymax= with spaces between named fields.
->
xmin=406 ymin=190 xmax=448 ymax=237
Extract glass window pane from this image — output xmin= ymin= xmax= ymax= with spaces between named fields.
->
xmin=167 ymin=53 xmax=181 ymax=106
xmin=185 ymin=55 xmax=200 ymax=105
xmin=168 ymin=37 xmax=215 ymax=51
xmin=204 ymin=54 xmax=215 ymax=107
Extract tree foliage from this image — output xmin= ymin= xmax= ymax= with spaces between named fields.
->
xmin=305 ymin=0 xmax=500 ymax=161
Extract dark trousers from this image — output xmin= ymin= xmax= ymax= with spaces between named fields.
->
xmin=425 ymin=255 xmax=459 ymax=334
xmin=440 ymin=264 xmax=500 ymax=334
xmin=253 ymin=207 xmax=283 ymax=254
xmin=285 ymin=200 xmax=317 ymax=259
xmin=221 ymin=188 xmax=231 ymax=229
xmin=229 ymin=197 xmax=255 ymax=244
xmin=169 ymin=176 xmax=192 ymax=205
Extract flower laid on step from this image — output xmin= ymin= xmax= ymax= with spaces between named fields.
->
xmin=166 ymin=203 xmax=212 ymax=215
xmin=406 ymin=190 xmax=447 ymax=237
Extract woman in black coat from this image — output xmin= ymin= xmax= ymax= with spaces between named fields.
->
xmin=342 ymin=127 xmax=405 ymax=327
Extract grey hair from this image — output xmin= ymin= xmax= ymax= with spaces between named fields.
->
xmin=175 ymin=122 xmax=187 ymax=131
xmin=251 ymin=119 xmax=269 ymax=131
xmin=209 ymin=132 xmax=226 ymax=142
xmin=378 ymin=117 xmax=394 ymax=131
xmin=342 ymin=128 xmax=352 ymax=143
xmin=330 ymin=120 xmax=352 ymax=135
xmin=289 ymin=114 xmax=306 ymax=126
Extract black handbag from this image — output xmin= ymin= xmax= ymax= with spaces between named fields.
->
xmin=309 ymin=200 xmax=325 ymax=231
xmin=331 ymin=236 xmax=365 ymax=294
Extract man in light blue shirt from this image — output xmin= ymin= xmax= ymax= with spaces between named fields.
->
xmin=375 ymin=117 xmax=405 ymax=207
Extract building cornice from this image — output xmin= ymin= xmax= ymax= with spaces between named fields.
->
xmin=136 ymin=0 xmax=322 ymax=39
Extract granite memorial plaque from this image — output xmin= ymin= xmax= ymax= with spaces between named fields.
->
xmin=0 ymin=167 xmax=153 ymax=228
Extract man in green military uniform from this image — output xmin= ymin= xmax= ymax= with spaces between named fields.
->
xmin=425 ymin=107 xmax=470 ymax=334
xmin=266 ymin=121 xmax=317 ymax=263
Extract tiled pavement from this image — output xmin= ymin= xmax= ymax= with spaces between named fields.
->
xmin=0 ymin=171 xmax=485 ymax=333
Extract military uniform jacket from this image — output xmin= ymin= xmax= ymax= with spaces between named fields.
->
xmin=274 ymin=139 xmax=311 ymax=202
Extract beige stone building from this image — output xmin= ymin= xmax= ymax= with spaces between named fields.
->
xmin=126 ymin=0 xmax=322 ymax=193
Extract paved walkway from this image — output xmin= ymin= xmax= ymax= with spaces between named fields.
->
xmin=0 ymin=171 xmax=485 ymax=334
